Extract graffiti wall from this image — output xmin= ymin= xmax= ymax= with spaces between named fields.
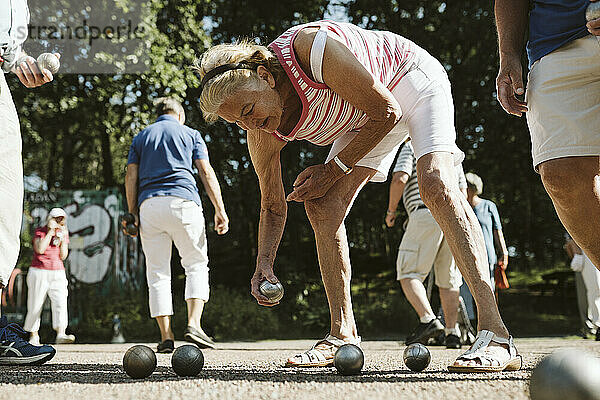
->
xmin=24 ymin=189 xmax=144 ymax=290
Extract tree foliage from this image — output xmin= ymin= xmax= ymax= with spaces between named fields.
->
xmin=13 ymin=0 xmax=567 ymax=311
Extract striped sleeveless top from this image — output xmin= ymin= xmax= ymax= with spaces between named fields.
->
xmin=268 ymin=20 xmax=418 ymax=146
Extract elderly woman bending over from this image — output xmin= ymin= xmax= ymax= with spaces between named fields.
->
xmin=195 ymin=20 xmax=519 ymax=372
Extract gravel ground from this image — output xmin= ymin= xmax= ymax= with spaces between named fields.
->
xmin=1 ymin=338 xmax=599 ymax=400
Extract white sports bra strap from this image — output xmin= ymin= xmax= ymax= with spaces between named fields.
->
xmin=309 ymin=28 xmax=328 ymax=84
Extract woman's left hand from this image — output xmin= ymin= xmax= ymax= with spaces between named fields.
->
xmin=286 ymin=163 xmax=342 ymax=202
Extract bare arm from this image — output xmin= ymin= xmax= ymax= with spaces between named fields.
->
xmin=59 ymin=230 xmax=69 ymax=260
xmin=287 ymin=29 xmax=402 ymax=202
xmin=385 ymin=171 xmax=409 ymax=228
xmin=493 ymin=229 xmax=509 ymax=270
xmin=495 ymin=0 xmax=530 ymax=116
xmin=247 ymin=130 xmax=287 ymax=306
xmin=194 ymin=158 xmax=229 ymax=235
xmin=125 ymin=164 xmax=139 ymax=217
xmin=33 ymin=230 xmax=54 ymax=255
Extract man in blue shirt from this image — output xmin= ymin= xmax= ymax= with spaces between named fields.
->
xmin=495 ymin=1 xmax=600 ymax=277
xmin=125 ymin=98 xmax=229 ymax=352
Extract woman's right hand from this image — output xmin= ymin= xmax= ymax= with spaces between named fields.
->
xmin=251 ymin=265 xmax=280 ymax=307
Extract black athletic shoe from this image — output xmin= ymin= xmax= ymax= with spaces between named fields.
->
xmin=184 ymin=326 xmax=216 ymax=349
xmin=157 ymin=339 xmax=174 ymax=353
xmin=444 ymin=333 xmax=462 ymax=349
xmin=596 ymin=330 xmax=600 ymax=342
xmin=0 ymin=317 xmax=55 ymax=365
xmin=405 ymin=318 xmax=445 ymax=345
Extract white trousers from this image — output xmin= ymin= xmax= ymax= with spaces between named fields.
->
xmin=0 ymin=73 xmax=24 ymax=287
xmin=582 ymin=253 xmax=600 ymax=328
xmin=23 ymin=268 xmax=69 ymax=332
xmin=139 ymin=196 xmax=209 ymax=318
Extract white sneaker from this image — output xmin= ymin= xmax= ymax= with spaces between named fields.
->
xmin=55 ymin=334 xmax=75 ymax=344
xmin=29 ymin=336 xmax=41 ymax=346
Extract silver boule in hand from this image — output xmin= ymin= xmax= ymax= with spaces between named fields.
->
xmin=586 ymin=1 xmax=600 ymax=22
xmin=259 ymin=280 xmax=284 ymax=302
xmin=37 ymin=53 xmax=60 ymax=74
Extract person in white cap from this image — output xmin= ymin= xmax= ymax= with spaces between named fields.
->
xmin=24 ymin=208 xmax=75 ymax=345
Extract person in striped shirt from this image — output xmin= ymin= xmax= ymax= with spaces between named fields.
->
xmin=195 ymin=20 xmax=520 ymax=372
xmin=386 ymin=142 xmax=466 ymax=349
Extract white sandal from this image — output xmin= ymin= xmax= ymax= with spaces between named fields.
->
xmin=285 ymin=334 xmax=361 ymax=368
xmin=448 ymin=330 xmax=522 ymax=373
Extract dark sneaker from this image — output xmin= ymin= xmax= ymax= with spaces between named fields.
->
xmin=157 ymin=339 xmax=174 ymax=353
xmin=405 ymin=318 xmax=445 ymax=345
xmin=0 ymin=316 xmax=55 ymax=365
xmin=444 ymin=333 xmax=462 ymax=349
xmin=596 ymin=330 xmax=600 ymax=342
xmin=184 ymin=326 xmax=216 ymax=349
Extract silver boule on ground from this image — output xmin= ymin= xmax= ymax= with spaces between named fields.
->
xmin=529 ymin=348 xmax=600 ymax=400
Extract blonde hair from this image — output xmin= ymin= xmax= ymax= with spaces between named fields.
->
xmin=193 ymin=39 xmax=284 ymax=123
xmin=465 ymin=172 xmax=484 ymax=195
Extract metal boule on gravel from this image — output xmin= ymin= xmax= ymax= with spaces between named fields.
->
xmin=530 ymin=349 xmax=600 ymax=400
xmin=334 ymin=344 xmax=364 ymax=375
xmin=123 ymin=345 xmax=157 ymax=379
xmin=259 ymin=280 xmax=284 ymax=302
xmin=403 ymin=343 xmax=431 ymax=372
xmin=171 ymin=345 xmax=205 ymax=377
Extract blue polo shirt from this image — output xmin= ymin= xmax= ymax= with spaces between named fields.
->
xmin=127 ymin=114 xmax=209 ymax=207
xmin=527 ymin=0 xmax=590 ymax=68
xmin=473 ymin=199 xmax=503 ymax=266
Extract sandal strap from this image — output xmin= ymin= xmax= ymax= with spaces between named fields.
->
xmin=299 ymin=349 xmax=327 ymax=364
xmin=462 ymin=330 xmax=517 ymax=358
xmin=313 ymin=334 xmax=361 ymax=349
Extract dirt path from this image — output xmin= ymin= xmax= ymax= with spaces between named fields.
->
xmin=1 ymin=338 xmax=599 ymax=400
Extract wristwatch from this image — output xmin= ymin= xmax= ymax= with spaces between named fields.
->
xmin=333 ymin=156 xmax=353 ymax=175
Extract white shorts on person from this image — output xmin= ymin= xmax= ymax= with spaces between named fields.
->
xmin=526 ymin=35 xmax=600 ymax=170
xmin=0 ymin=73 xmax=24 ymax=287
xmin=326 ymin=47 xmax=464 ymax=182
xmin=396 ymin=208 xmax=463 ymax=290
xmin=581 ymin=252 xmax=600 ymax=329
xmin=139 ymin=196 xmax=209 ymax=318
xmin=23 ymin=268 xmax=69 ymax=332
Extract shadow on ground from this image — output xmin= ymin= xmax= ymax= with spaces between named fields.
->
xmin=0 ymin=363 xmax=529 ymax=385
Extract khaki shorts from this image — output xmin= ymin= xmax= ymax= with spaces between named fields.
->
xmin=526 ymin=35 xmax=600 ymax=171
xmin=396 ymin=208 xmax=462 ymax=289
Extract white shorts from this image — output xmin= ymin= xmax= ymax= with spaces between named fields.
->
xmin=326 ymin=48 xmax=464 ymax=182
xmin=526 ymin=35 xmax=600 ymax=170
xmin=395 ymin=208 xmax=463 ymax=290
xmin=139 ymin=196 xmax=209 ymax=318
xmin=0 ymin=73 xmax=23 ymax=286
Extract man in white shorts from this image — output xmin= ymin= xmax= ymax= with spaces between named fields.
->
xmin=386 ymin=142 xmax=466 ymax=349
xmin=495 ymin=0 xmax=600 ymax=269
xmin=0 ymin=0 xmax=59 ymax=365
xmin=125 ymin=98 xmax=229 ymax=353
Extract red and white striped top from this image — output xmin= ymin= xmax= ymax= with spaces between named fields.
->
xmin=268 ymin=20 xmax=417 ymax=146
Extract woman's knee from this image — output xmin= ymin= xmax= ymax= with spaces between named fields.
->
xmin=304 ymin=196 xmax=346 ymax=236
xmin=418 ymin=170 xmax=451 ymax=209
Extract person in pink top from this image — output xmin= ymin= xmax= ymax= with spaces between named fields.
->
xmin=195 ymin=20 xmax=519 ymax=372
xmin=24 ymin=208 xmax=75 ymax=345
